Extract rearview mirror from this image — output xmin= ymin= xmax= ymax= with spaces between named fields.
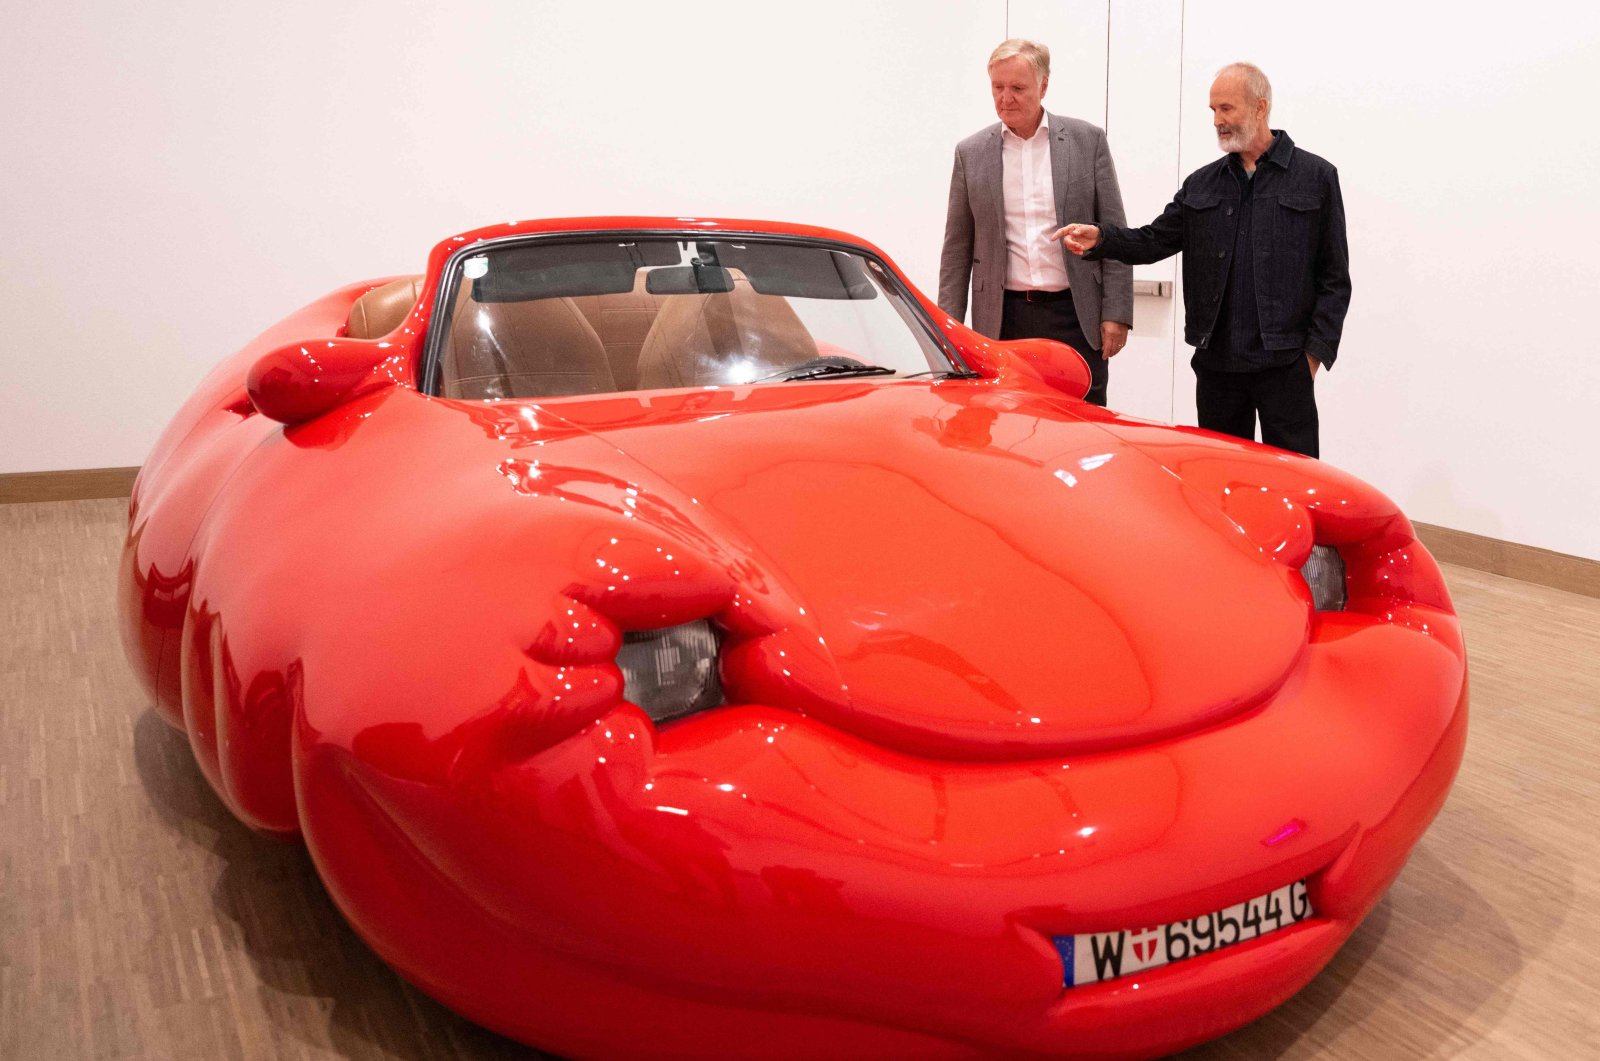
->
xmin=645 ymin=264 xmax=736 ymax=295
xmin=247 ymin=337 xmax=396 ymax=425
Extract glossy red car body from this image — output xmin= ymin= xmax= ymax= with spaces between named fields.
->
xmin=120 ymin=217 xmax=1467 ymax=1060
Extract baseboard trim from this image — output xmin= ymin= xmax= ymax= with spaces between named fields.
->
xmin=1415 ymin=521 xmax=1600 ymax=600
xmin=0 ymin=467 xmax=140 ymax=504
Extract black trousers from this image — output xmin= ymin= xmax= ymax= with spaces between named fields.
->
xmin=1194 ymin=358 xmax=1319 ymax=458
xmin=999 ymin=292 xmax=1107 ymax=406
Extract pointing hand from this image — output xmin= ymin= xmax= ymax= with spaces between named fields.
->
xmin=1050 ymin=223 xmax=1100 ymax=256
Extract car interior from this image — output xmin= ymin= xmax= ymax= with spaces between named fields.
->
xmin=343 ymin=239 xmax=944 ymax=400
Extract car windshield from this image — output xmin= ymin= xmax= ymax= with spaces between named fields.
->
xmin=427 ymin=236 xmax=955 ymax=400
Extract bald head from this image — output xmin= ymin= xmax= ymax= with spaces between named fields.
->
xmin=1216 ymin=63 xmax=1272 ymax=115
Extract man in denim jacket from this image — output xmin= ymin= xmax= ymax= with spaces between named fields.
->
xmin=1056 ymin=63 xmax=1350 ymax=458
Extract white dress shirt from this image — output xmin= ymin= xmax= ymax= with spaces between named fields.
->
xmin=1001 ymin=111 xmax=1071 ymax=291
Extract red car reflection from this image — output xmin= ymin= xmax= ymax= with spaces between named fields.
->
xmin=119 ymin=217 xmax=1466 ymax=1060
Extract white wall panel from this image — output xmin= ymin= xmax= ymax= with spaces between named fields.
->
xmin=1103 ymin=2 xmax=1184 ymax=423
xmin=0 ymin=0 xmax=1005 ymax=474
xmin=1005 ymin=0 xmax=1109 ymax=125
xmin=1177 ymin=2 xmax=1600 ymax=559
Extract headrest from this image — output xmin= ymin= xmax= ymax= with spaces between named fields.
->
xmin=347 ymin=276 xmax=424 ymax=339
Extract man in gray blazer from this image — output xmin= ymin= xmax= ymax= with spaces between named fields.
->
xmin=940 ymin=39 xmax=1134 ymax=406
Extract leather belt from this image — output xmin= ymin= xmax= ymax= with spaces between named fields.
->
xmin=1003 ymin=288 xmax=1072 ymax=303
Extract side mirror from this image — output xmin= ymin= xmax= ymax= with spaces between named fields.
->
xmin=956 ymin=335 xmax=1092 ymax=399
xmin=247 ymin=337 xmax=397 ymax=425
xmin=997 ymin=337 xmax=1093 ymax=398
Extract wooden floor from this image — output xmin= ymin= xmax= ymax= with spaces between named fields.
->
xmin=3 ymin=498 xmax=1597 ymax=1060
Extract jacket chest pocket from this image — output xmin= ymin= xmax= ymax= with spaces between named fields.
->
xmin=1182 ymin=193 xmax=1228 ymax=244
xmin=1272 ymin=194 xmax=1323 ymax=258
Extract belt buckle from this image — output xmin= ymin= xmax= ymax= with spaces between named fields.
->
xmin=1026 ymin=289 xmax=1043 ymax=303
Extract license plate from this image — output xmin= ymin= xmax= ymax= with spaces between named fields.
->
xmin=1054 ymin=879 xmax=1312 ymax=987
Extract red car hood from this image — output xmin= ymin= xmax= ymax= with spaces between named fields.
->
xmin=544 ymin=380 xmax=1310 ymax=759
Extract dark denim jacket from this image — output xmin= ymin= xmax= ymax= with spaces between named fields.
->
xmin=1085 ymin=130 xmax=1351 ymax=366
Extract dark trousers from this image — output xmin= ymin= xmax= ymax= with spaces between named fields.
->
xmin=1194 ymin=359 xmax=1319 ymax=458
xmin=999 ymin=292 xmax=1107 ymax=406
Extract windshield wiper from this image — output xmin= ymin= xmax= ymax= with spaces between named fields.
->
xmin=780 ymin=363 xmax=898 ymax=381
xmin=900 ymin=369 xmax=984 ymax=380
xmin=754 ymin=356 xmax=898 ymax=383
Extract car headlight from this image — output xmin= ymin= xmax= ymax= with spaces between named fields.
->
xmin=617 ymin=620 xmax=724 ymax=723
xmin=1299 ymin=545 xmax=1347 ymax=612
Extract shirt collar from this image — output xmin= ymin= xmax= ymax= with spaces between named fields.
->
xmin=1001 ymin=110 xmax=1052 ymax=143
xmin=1258 ymin=129 xmax=1294 ymax=169
xmin=1227 ymin=129 xmax=1294 ymax=175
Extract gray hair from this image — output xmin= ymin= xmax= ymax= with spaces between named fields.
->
xmin=989 ymin=39 xmax=1050 ymax=83
xmin=1217 ymin=62 xmax=1272 ymax=116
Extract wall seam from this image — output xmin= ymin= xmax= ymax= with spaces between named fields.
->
xmin=1104 ymin=0 xmax=1112 ymax=130
xmin=1170 ymin=0 xmax=1187 ymax=423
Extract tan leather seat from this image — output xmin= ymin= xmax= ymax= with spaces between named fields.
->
xmin=442 ymin=294 xmax=615 ymax=401
xmin=634 ymin=279 xmax=817 ymax=390
xmin=346 ymin=276 xmax=423 ymax=339
xmin=567 ymin=273 xmax=672 ymax=392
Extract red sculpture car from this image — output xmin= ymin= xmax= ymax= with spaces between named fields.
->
xmin=120 ymin=216 xmax=1468 ymax=1060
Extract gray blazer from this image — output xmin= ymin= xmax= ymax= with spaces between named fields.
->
xmin=938 ymin=113 xmax=1134 ymax=345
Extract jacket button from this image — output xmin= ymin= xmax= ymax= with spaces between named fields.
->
xmin=1226 ymin=207 xmax=1234 ymax=216
xmin=1217 ymin=251 xmax=1226 ymax=258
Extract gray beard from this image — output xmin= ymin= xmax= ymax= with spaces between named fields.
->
xmin=1217 ymin=121 xmax=1257 ymax=154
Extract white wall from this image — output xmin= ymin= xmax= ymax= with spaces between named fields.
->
xmin=0 ymin=0 xmax=1003 ymax=473
xmin=1103 ymin=2 xmax=1185 ymax=424
xmin=5 ymin=1 xmax=1599 ymax=562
